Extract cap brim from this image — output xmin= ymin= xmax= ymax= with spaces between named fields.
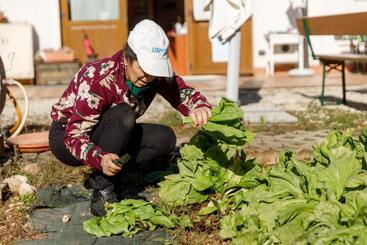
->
xmin=137 ymin=54 xmax=173 ymax=78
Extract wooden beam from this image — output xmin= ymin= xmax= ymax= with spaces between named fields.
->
xmin=297 ymin=12 xmax=367 ymax=35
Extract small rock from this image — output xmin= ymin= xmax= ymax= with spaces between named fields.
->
xmin=3 ymin=175 xmax=33 ymax=195
xmin=22 ymin=163 xmax=41 ymax=175
xmin=13 ymin=175 xmax=28 ymax=183
xmin=3 ymin=177 xmax=23 ymax=194
xmin=18 ymin=183 xmax=36 ymax=196
xmin=62 ymin=214 xmax=71 ymax=223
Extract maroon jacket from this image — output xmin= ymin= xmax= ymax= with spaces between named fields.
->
xmin=50 ymin=50 xmax=211 ymax=170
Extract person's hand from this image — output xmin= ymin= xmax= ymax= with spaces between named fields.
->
xmin=101 ymin=153 xmax=121 ymax=176
xmin=188 ymin=107 xmax=212 ymax=128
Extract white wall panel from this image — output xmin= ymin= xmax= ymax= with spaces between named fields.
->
xmin=0 ymin=23 xmax=34 ymax=79
xmin=0 ymin=0 xmax=61 ymax=51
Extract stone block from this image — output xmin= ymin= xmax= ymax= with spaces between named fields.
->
xmin=35 ymin=61 xmax=80 ymax=85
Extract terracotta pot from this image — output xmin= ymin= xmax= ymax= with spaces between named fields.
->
xmin=7 ymin=131 xmax=49 ymax=153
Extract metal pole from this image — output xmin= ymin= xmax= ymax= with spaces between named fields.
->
xmin=226 ymin=31 xmax=241 ymax=103
xmin=302 ymin=4 xmax=309 ymax=68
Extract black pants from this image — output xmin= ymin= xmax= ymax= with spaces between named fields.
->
xmin=49 ymin=103 xmax=176 ymax=190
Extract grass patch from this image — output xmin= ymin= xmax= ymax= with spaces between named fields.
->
xmin=294 ymin=105 xmax=367 ymax=130
xmin=247 ymin=105 xmax=367 ymax=135
xmin=1 ymin=155 xmax=91 ymax=189
xmin=20 ymin=194 xmax=36 ymax=205
xmin=31 ymin=158 xmax=91 ymax=188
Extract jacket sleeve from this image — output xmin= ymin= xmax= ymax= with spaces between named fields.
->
xmin=157 ymin=75 xmax=212 ymax=116
xmin=63 ymin=77 xmax=113 ymax=170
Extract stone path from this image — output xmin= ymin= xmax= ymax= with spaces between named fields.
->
xmin=241 ymin=103 xmax=298 ymax=123
xmin=2 ymin=81 xmax=367 ymax=128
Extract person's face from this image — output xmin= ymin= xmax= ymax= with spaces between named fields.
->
xmin=124 ymin=58 xmax=155 ymax=87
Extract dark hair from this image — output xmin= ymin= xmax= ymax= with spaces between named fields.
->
xmin=123 ymin=43 xmax=137 ymax=64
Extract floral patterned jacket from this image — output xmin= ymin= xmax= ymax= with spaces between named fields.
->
xmin=50 ymin=50 xmax=211 ymax=170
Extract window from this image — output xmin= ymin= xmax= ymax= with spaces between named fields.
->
xmin=69 ymin=0 xmax=119 ymax=21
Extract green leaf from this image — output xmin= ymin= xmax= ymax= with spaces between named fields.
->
xmin=340 ymin=190 xmax=367 ymax=226
xmin=317 ymin=147 xmax=361 ymax=200
xmin=303 ymin=201 xmax=342 ymax=231
xmin=159 ymin=178 xmax=191 ymax=206
xmin=180 ymin=145 xmax=204 ymax=161
xmin=83 ymin=217 xmax=108 ymax=237
xmin=292 ymin=158 xmax=320 ymax=200
xmin=239 ymin=159 xmax=268 ymax=189
xmin=275 ymin=199 xmax=316 ymax=226
xmin=198 ymin=201 xmax=218 ymax=215
xmin=203 ymin=122 xmax=249 ymax=145
xmin=184 ymin=186 xmax=208 ymax=205
xmin=209 ymin=97 xmax=244 ymax=123
xmin=177 ymin=160 xmax=196 ymax=178
xmin=132 ymin=205 xmax=156 ymax=220
xmin=149 ymin=215 xmax=175 ymax=228
xmin=268 ymin=161 xmax=304 ymax=197
xmin=84 ymin=199 xmax=177 ymax=238
xmin=177 ymin=215 xmax=193 ymax=228
xmin=192 ymin=166 xmax=213 ymax=191
xmin=345 ymin=172 xmax=367 ymax=189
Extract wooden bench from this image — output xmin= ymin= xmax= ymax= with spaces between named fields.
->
xmin=297 ymin=12 xmax=367 ymax=105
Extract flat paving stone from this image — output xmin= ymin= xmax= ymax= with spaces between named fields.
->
xmin=241 ymin=103 xmax=298 ymax=123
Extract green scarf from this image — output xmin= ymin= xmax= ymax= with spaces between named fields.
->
xmin=126 ymin=80 xmax=151 ymax=99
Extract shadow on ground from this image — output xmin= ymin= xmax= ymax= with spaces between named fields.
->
xmin=296 ymin=92 xmax=367 ymax=111
xmin=238 ymin=88 xmax=262 ymax=105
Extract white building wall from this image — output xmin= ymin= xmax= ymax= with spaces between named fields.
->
xmin=252 ymin=0 xmax=292 ymax=69
xmin=308 ymin=0 xmax=367 ymax=16
xmin=252 ymin=0 xmax=367 ymax=69
xmin=0 ymin=0 xmax=61 ymax=51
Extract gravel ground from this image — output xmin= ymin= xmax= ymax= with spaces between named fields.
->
xmin=1 ymin=83 xmax=367 ymax=128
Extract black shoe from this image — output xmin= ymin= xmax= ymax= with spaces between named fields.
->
xmin=90 ymin=186 xmax=118 ymax=217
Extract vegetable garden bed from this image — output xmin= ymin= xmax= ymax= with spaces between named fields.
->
xmin=83 ymin=98 xmax=367 ymax=244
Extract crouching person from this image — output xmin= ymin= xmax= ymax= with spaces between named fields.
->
xmin=48 ymin=19 xmax=212 ymax=216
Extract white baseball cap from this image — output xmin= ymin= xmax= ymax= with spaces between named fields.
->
xmin=127 ymin=19 xmax=173 ymax=78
